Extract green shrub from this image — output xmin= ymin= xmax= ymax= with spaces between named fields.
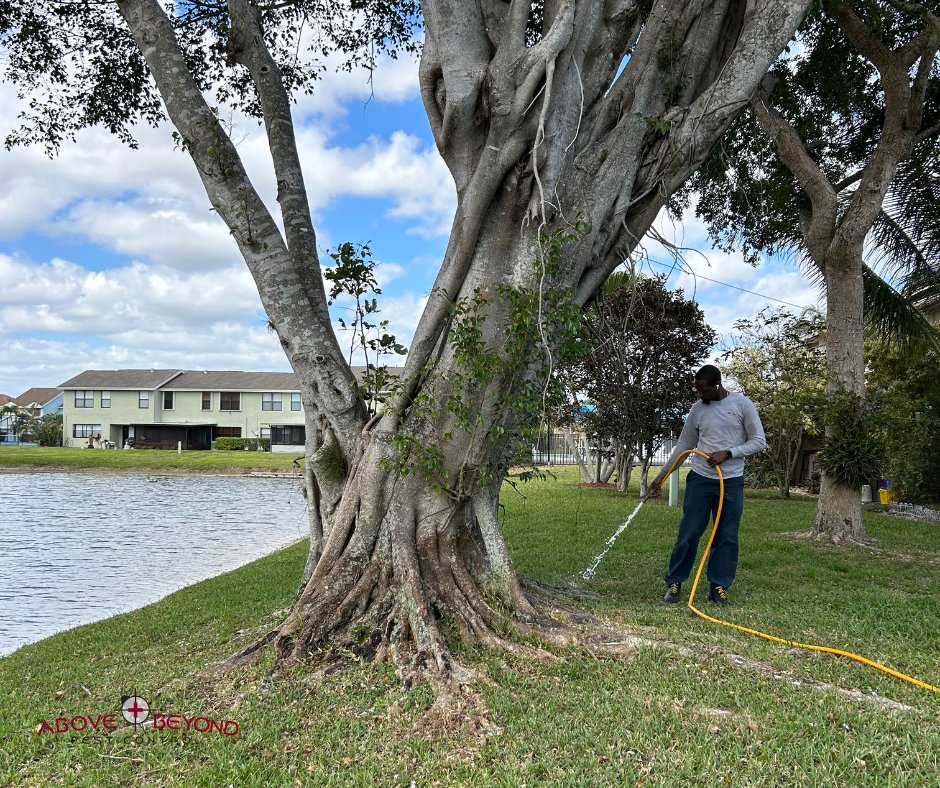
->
xmin=889 ymin=409 xmax=940 ymax=504
xmin=214 ymin=437 xmax=271 ymax=451
xmin=35 ymin=414 xmax=63 ymax=447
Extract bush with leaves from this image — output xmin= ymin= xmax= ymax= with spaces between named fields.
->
xmin=867 ymin=343 xmax=940 ymax=504
xmin=563 ymin=273 xmax=715 ymax=493
xmin=35 ymin=413 xmax=63 ymax=447
xmin=214 ymin=437 xmax=271 ymax=451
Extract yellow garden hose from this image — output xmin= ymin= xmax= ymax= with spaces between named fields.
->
xmin=667 ymin=449 xmax=940 ymax=695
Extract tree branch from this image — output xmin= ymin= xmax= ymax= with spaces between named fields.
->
xmin=117 ymin=0 xmax=367 ymax=455
xmin=750 ymin=77 xmax=838 ymax=259
xmin=836 ymin=3 xmax=940 ymax=249
xmin=833 ymin=2 xmax=893 ymax=72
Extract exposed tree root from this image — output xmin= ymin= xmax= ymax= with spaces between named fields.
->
xmin=782 ymin=528 xmax=875 ymax=547
xmin=719 ymin=652 xmax=914 ymax=712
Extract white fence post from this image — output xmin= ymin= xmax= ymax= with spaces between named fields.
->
xmin=668 ymin=469 xmax=679 ymax=507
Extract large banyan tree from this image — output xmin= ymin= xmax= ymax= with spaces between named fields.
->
xmin=1 ymin=0 xmax=810 ymax=681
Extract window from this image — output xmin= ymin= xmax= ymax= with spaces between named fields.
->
xmin=291 ymin=392 xmax=301 ymax=411
xmin=73 ymin=424 xmax=102 ymax=438
xmin=201 ymin=392 xmax=212 ymax=411
xmin=139 ymin=391 xmax=149 ymax=409
xmin=271 ymin=425 xmax=305 ymax=445
xmin=216 ymin=426 xmax=242 ymax=438
xmin=262 ymin=392 xmax=282 ymax=411
xmin=260 ymin=427 xmax=271 ymax=439
xmin=220 ymin=392 xmax=240 ymax=411
xmin=101 ymin=391 xmax=111 ymax=408
xmin=74 ymin=390 xmax=94 ymax=408
xmin=163 ymin=391 xmax=174 ymax=410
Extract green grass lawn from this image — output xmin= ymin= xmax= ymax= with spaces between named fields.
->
xmin=0 ymin=445 xmax=303 ymax=474
xmin=2 ymin=467 xmax=938 ymax=785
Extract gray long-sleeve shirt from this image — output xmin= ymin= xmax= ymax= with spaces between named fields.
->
xmin=657 ymin=392 xmax=766 ymax=481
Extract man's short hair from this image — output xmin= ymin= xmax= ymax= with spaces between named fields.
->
xmin=695 ymin=364 xmax=722 ymax=386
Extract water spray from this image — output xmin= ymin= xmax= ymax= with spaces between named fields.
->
xmin=580 ymin=498 xmax=646 ymax=581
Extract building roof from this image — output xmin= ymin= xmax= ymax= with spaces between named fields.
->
xmin=59 ymin=370 xmax=183 ymax=390
xmin=163 ymin=371 xmax=300 ymax=391
xmin=350 ymin=366 xmax=404 ymax=378
xmin=14 ymin=388 xmax=62 ymax=407
xmin=0 ymin=394 xmax=13 ymax=406
xmin=57 ymin=366 xmax=407 ymax=392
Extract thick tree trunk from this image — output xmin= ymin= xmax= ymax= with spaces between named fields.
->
xmin=269 ymin=434 xmax=542 ymax=677
xmin=814 ymin=251 xmax=868 ymax=542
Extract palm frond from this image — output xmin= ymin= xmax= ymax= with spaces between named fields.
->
xmin=862 ymin=265 xmax=940 ymax=353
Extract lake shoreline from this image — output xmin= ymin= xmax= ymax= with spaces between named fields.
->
xmin=0 ymin=472 xmax=309 ymax=656
xmin=0 ymin=446 xmax=305 ymax=476
xmin=0 ymin=464 xmax=302 ymax=478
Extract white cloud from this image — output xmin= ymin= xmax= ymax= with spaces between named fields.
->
xmin=0 ymin=253 xmax=263 ymax=336
xmin=0 ymin=249 xmax=431 ymax=396
xmin=49 ymin=198 xmax=240 ymax=271
xmin=293 ymin=51 xmax=421 ymax=120
xmin=299 ymin=129 xmax=455 ymax=236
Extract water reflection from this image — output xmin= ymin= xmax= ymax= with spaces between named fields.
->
xmin=0 ymin=472 xmax=308 ymax=656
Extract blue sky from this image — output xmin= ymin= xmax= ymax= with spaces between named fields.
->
xmin=0 ymin=51 xmax=820 ymax=398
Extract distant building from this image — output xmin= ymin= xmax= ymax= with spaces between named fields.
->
xmin=0 ymin=388 xmax=64 ymax=444
xmin=57 ymin=367 xmax=402 ymax=452
xmin=14 ymin=388 xmax=64 ymax=418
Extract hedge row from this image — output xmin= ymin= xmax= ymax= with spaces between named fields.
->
xmin=214 ymin=437 xmax=271 ymax=451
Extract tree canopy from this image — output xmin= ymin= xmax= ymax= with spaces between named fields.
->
xmin=0 ymin=0 xmax=421 ymax=152
xmin=567 ymin=273 xmax=715 ymax=493
xmin=683 ymin=0 xmax=940 ymax=541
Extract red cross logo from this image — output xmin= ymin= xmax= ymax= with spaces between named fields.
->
xmin=121 ymin=695 xmax=150 ymax=727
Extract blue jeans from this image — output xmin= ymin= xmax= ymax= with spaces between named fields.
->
xmin=664 ymin=471 xmax=745 ymax=588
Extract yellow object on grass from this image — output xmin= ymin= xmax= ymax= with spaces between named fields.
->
xmin=666 ymin=449 xmax=940 ymax=696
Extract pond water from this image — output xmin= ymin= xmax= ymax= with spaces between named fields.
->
xmin=0 ymin=472 xmax=308 ymax=656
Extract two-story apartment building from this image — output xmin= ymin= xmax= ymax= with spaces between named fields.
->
xmin=58 ymin=369 xmax=307 ymax=451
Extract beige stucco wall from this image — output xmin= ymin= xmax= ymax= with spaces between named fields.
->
xmin=62 ymin=387 xmax=306 ymax=448
xmin=64 ymin=389 xmax=155 ymax=447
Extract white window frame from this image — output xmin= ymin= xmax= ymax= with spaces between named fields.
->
xmin=74 ymin=390 xmax=94 ymax=408
xmin=73 ymin=423 xmax=102 ymax=438
xmin=262 ymin=392 xmax=283 ymax=411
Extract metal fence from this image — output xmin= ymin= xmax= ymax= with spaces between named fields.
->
xmin=529 ymin=431 xmax=677 ymax=467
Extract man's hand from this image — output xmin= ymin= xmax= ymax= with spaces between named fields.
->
xmin=706 ymin=450 xmax=732 ymax=467
xmin=645 ymin=477 xmax=664 ymax=499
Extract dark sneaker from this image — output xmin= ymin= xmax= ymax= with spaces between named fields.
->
xmin=663 ymin=582 xmax=681 ymax=603
xmin=708 ymin=584 xmax=733 ymax=605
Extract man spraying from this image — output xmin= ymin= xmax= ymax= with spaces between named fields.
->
xmin=648 ymin=365 xmax=766 ymax=606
